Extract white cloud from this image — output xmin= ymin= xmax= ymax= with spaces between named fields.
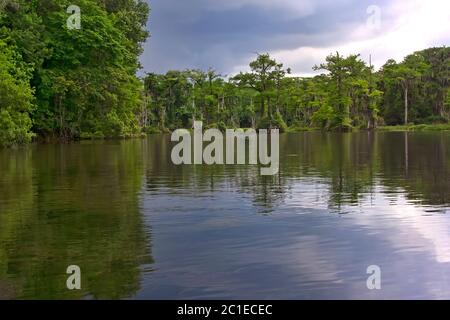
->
xmin=271 ymin=0 xmax=450 ymax=76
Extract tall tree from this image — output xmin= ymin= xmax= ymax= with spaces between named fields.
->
xmin=392 ymin=54 xmax=428 ymax=125
xmin=314 ymin=52 xmax=369 ymax=130
xmin=232 ymin=53 xmax=289 ymax=129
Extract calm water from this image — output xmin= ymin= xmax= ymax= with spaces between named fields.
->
xmin=1 ymin=132 xmax=450 ymax=299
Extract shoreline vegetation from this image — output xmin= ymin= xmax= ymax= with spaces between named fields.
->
xmin=1 ymin=1 xmax=449 ymax=147
xmin=61 ymin=122 xmax=450 ymax=142
xmin=151 ymin=123 xmax=450 ymax=135
xmin=38 ymin=121 xmax=450 ymax=143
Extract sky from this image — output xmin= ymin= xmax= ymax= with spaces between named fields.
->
xmin=141 ymin=0 xmax=450 ymax=77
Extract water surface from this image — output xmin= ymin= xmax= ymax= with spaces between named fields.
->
xmin=1 ymin=132 xmax=450 ymax=299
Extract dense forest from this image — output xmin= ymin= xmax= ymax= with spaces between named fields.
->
xmin=144 ymin=47 xmax=450 ymax=133
xmin=0 ymin=0 xmax=149 ymax=146
xmin=1 ymin=0 xmax=449 ymax=147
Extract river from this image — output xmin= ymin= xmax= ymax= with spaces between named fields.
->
xmin=1 ymin=132 xmax=450 ymax=299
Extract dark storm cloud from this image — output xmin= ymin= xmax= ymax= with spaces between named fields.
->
xmin=141 ymin=0 xmax=393 ymax=75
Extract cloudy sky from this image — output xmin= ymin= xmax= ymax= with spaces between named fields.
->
xmin=141 ymin=0 xmax=450 ymax=76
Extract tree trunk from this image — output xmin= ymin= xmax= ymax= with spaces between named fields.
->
xmin=404 ymin=86 xmax=408 ymax=125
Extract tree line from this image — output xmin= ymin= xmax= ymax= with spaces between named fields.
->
xmin=144 ymin=47 xmax=450 ymax=133
xmin=1 ymin=1 xmax=449 ymax=147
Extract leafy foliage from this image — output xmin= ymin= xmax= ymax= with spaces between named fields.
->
xmin=142 ymin=47 xmax=450 ymax=132
xmin=0 ymin=38 xmax=34 ymax=146
xmin=0 ymin=0 xmax=149 ymax=144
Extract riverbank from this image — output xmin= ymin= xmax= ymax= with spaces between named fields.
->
xmin=377 ymin=124 xmax=450 ymax=132
xmin=4 ymin=123 xmax=450 ymax=148
xmin=88 ymin=124 xmax=450 ymax=136
xmin=288 ymin=124 xmax=450 ymax=133
xmin=31 ymin=132 xmax=148 ymax=144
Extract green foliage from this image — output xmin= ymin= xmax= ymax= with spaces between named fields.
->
xmin=312 ymin=104 xmax=335 ymax=128
xmin=0 ymin=0 xmax=150 ymax=144
xmin=380 ymin=47 xmax=449 ymax=125
xmin=0 ymin=39 xmax=34 ymax=146
xmin=205 ymin=121 xmax=227 ymax=131
xmin=378 ymin=123 xmax=450 ymax=131
xmin=271 ymin=112 xmax=288 ymax=132
xmin=142 ymin=48 xmax=449 ymax=133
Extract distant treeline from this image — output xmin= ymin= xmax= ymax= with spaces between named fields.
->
xmin=144 ymin=47 xmax=450 ymax=133
xmin=1 ymin=1 xmax=449 ymax=147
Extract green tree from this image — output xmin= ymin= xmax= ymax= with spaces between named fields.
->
xmin=314 ymin=52 xmax=369 ymax=130
xmin=0 ymin=0 xmax=150 ymax=142
xmin=232 ymin=53 xmax=289 ymax=129
xmin=0 ymin=39 xmax=34 ymax=146
xmin=389 ymin=54 xmax=428 ymax=125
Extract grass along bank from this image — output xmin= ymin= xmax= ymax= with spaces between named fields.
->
xmin=377 ymin=124 xmax=450 ymax=132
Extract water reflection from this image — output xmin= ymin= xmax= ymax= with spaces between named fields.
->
xmin=144 ymin=132 xmax=450 ymax=212
xmin=0 ymin=141 xmax=152 ymax=299
xmin=140 ymin=132 xmax=450 ymax=299
xmin=1 ymin=132 xmax=450 ymax=299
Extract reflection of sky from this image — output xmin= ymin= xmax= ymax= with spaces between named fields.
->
xmin=396 ymin=207 xmax=450 ymax=264
xmin=138 ymin=178 xmax=450 ymax=299
xmin=284 ymin=180 xmax=450 ymax=263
